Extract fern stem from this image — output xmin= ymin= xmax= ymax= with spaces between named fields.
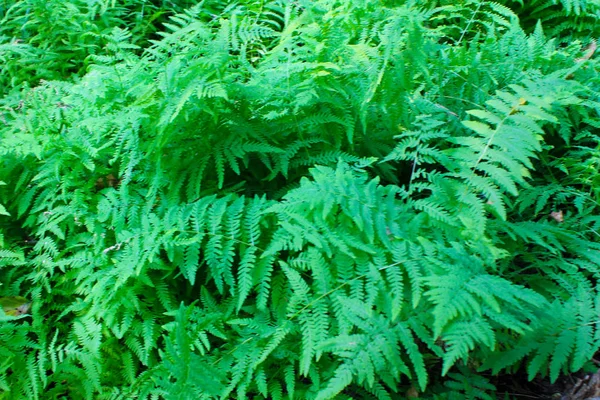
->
xmin=408 ymin=153 xmax=419 ymax=194
xmin=473 ymin=116 xmax=508 ymax=170
xmin=179 ymin=229 xmax=268 ymax=253
xmin=458 ymin=1 xmax=483 ymax=45
xmin=436 ymin=95 xmax=485 ymax=110
xmin=288 ymin=258 xmax=418 ymax=321
xmin=446 ymin=70 xmax=488 ymax=97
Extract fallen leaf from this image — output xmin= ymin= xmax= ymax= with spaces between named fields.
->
xmin=0 ymin=296 xmax=31 ymax=316
xmin=407 ymin=386 xmax=419 ymax=398
xmin=550 ymin=210 xmax=564 ymax=223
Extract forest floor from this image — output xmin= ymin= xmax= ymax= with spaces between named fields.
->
xmin=496 ymin=367 xmax=600 ymax=399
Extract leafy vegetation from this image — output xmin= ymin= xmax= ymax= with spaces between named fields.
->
xmin=0 ymin=0 xmax=599 ymax=398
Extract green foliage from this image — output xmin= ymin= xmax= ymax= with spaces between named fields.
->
xmin=0 ymin=0 xmax=599 ymax=398
xmin=0 ymin=0 xmax=197 ymax=94
xmin=500 ymin=0 xmax=600 ymax=38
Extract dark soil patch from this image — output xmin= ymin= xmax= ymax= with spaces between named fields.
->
xmin=493 ymin=367 xmax=600 ymax=399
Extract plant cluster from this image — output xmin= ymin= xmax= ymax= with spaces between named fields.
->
xmin=0 ymin=0 xmax=599 ymax=399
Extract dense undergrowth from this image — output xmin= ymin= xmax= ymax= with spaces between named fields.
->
xmin=0 ymin=0 xmax=599 ymax=399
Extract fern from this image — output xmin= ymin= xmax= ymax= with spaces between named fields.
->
xmin=1 ymin=0 xmax=600 ymax=398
